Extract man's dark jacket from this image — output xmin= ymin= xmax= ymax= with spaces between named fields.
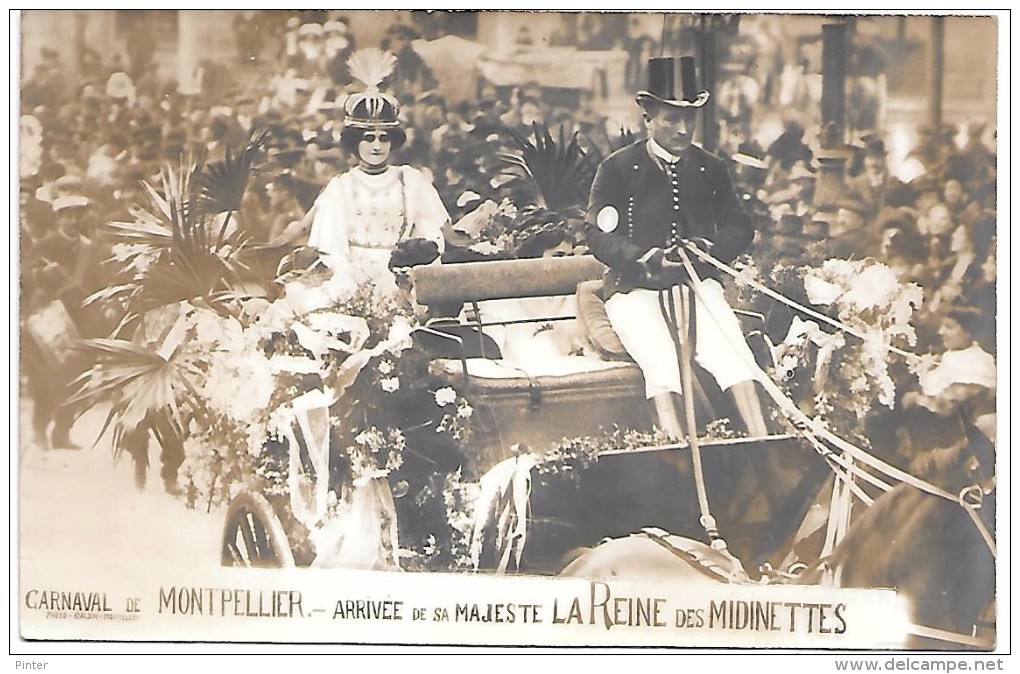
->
xmin=585 ymin=140 xmax=754 ymax=297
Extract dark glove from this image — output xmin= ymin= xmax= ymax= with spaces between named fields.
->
xmin=639 ymin=247 xmax=690 ymax=287
xmin=664 ymin=240 xmax=715 ymax=283
xmin=389 ymin=238 xmax=441 ymax=271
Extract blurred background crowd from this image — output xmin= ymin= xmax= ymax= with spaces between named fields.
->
xmin=18 ymin=11 xmax=998 ymax=466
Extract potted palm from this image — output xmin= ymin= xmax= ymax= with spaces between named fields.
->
xmin=448 ymin=121 xmax=639 ymax=259
xmin=68 ymin=130 xmax=277 ymax=493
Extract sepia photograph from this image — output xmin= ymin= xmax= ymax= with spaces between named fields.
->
xmin=11 ymin=8 xmax=1007 ymax=661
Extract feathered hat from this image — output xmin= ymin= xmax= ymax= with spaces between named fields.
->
xmin=342 ymin=48 xmax=400 ymax=129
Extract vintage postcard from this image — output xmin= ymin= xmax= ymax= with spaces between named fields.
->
xmin=13 ymin=9 xmax=1005 ymax=658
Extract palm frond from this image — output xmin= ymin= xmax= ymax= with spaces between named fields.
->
xmin=83 ymin=283 xmax=135 ymax=308
xmin=127 ymin=163 xmax=199 ymax=258
xmin=605 ymin=125 xmax=640 ymax=154
xmin=67 ymin=338 xmax=198 ymax=457
xmin=108 ymin=217 xmax=174 ymax=245
xmin=102 ymin=152 xmax=267 ymax=318
xmin=75 ymin=140 xmax=278 ymax=465
xmin=499 ymin=122 xmax=601 ymax=213
xmin=128 ymin=251 xmax=249 ymax=316
xmin=196 ymin=128 xmax=268 ymax=220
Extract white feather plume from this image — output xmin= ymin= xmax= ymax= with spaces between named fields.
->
xmin=347 ymin=48 xmax=398 ymax=91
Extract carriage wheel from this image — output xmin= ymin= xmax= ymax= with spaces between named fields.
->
xmin=221 ymin=492 xmax=296 ymax=568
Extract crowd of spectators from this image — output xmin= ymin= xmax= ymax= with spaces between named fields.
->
xmin=717 ymin=93 xmax=996 ymax=466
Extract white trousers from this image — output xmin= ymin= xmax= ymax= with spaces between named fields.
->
xmin=605 ymin=280 xmax=763 ymax=399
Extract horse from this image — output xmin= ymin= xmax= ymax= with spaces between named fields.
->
xmin=559 ymin=432 xmax=997 ymax=650
xmin=559 ymin=528 xmax=751 ymax=585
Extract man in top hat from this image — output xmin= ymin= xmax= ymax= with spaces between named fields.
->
xmin=584 ymin=55 xmax=768 ymax=439
xmin=848 ymin=135 xmax=904 ymax=221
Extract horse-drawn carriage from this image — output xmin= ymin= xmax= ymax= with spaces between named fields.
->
xmin=219 ymin=254 xmax=995 ymax=649
xmin=222 ymin=255 xmax=828 ymax=573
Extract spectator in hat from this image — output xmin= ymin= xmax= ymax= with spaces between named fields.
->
xmin=583 ymin=55 xmax=769 ymax=439
xmin=22 ymin=194 xmax=106 ymax=450
xmin=909 ymin=174 xmax=942 ymax=218
xmin=848 ymin=136 xmax=904 ymax=221
xmin=766 ymin=159 xmax=816 ymax=209
xmin=263 ymin=175 xmax=315 ymax=241
xmin=904 ymin=308 xmax=995 ymax=433
xmin=731 ymin=140 xmax=769 ymax=177
xmin=45 ymin=195 xmax=109 ymax=329
xmin=919 ymin=202 xmax=955 ymax=247
xmin=726 ymin=142 xmax=771 ymax=234
xmin=296 ymin=21 xmax=327 ymax=74
xmin=944 ymin=123 xmax=996 ymax=208
xmin=766 ymin=121 xmax=813 ymax=175
xmin=501 ymin=92 xmax=546 ymax=134
xmin=909 ymin=125 xmax=957 ymax=185
xmin=829 ymin=196 xmax=873 ymax=258
xmin=960 ymin=215 xmax=996 ymax=353
xmin=879 ymin=213 xmax=928 ymax=285
xmin=937 ymin=209 xmax=996 ymax=331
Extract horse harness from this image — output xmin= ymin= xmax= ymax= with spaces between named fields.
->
xmin=637 ymin=527 xmax=750 ymax=584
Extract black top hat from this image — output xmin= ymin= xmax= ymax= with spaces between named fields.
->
xmin=636 ymin=56 xmax=710 ymax=109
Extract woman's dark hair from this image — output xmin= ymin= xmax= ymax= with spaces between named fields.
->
xmin=515 ymin=227 xmax=570 ymax=259
xmin=946 ymin=307 xmax=985 ymax=342
xmin=339 ymin=125 xmax=407 ymax=154
xmin=885 ymin=226 xmax=927 ymax=265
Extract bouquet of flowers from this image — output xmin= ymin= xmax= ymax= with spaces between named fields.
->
xmin=766 ymin=258 xmax=923 ymax=440
xmin=447 ymin=195 xmax=520 ymax=259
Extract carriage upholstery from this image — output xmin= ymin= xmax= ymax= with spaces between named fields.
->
xmin=412 ymin=255 xmax=606 ymax=303
xmin=411 ymin=256 xmax=654 ymax=473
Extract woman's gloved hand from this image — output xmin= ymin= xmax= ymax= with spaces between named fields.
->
xmin=389 ymin=238 xmax=441 ymax=271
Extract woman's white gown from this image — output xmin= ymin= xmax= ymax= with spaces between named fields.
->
xmin=308 ymin=165 xmax=448 ymax=299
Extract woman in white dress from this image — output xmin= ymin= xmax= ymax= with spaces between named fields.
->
xmin=283 ymin=49 xmax=449 ymax=300
xmin=272 ymin=51 xmax=451 ymax=570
